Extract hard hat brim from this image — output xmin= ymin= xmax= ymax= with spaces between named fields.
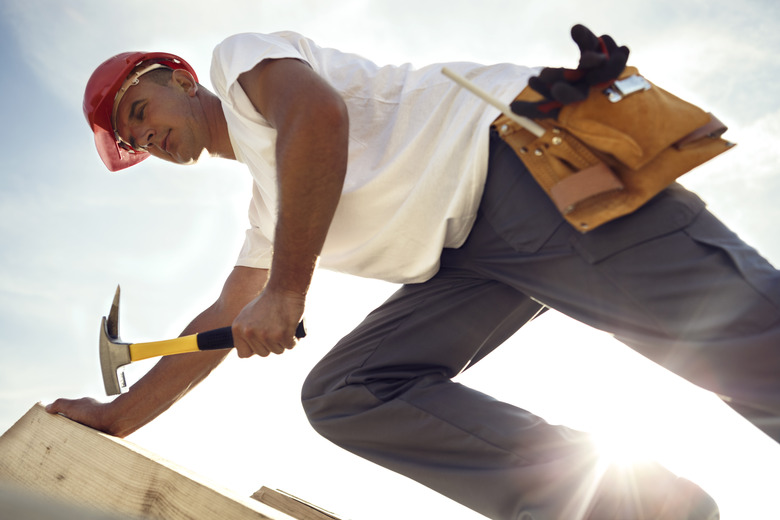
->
xmin=93 ymin=124 xmax=149 ymax=172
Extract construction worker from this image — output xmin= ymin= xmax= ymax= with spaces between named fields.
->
xmin=48 ymin=27 xmax=780 ymax=519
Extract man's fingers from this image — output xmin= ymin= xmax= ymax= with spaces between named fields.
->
xmin=269 ymin=336 xmax=297 ymax=354
xmin=43 ymin=397 xmax=110 ymax=433
xmin=44 ymin=399 xmax=65 ymax=414
xmin=232 ymin=328 xmax=261 ymax=358
xmin=232 ymin=325 xmax=298 ymax=358
xmin=234 ymin=343 xmax=255 ymax=358
xmin=45 ymin=397 xmax=87 ymax=416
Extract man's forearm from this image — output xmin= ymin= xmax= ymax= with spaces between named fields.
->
xmin=267 ymin=76 xmax=348 ymax=297
xmin=267 ymin=128 xmax=347 ymax=297
xmin=105 ymin=353 xmax=228 ymax=437
xmin=48 ymin=267 xmax=269 ymax=436
xmin=102 ymin=267 xmax=269 ymax=436
xmin=101 ymin=314 xmax=232 ymax=437
xmin=47 ymin=309 xmax=231 ymax=438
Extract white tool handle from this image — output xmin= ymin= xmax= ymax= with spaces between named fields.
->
xmin=441 ymin=67 xmax=546 ymax=138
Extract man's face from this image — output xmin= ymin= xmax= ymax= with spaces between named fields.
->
xmin=113 ymin=71 xmax=208 ymax=166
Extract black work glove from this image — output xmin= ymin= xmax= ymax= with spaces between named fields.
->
xmin=511 ymin=24 xmax=630 ymax=120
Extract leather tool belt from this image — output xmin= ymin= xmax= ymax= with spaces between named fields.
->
xmin=493 ymin=66 xmax=734 ymax=232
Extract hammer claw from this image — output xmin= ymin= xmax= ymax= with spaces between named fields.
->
xmin=99 ymin=290 xmax=131 ymax=396
xmin=107 ymin=285 xmax=120 ymax=338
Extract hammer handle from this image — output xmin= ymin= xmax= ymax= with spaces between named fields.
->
xmin=128 ymin=321 xmax=307 ymax=361
xmin=197 ymin=321 xmax=307 ymax=350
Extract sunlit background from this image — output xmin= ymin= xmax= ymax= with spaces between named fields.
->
xmin=1 ymin=1 xmax=779 ymax=518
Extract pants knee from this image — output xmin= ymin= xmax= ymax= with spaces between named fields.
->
xmin=300 ymin=364 xmax=356 ymax=443
xmin=300 ymin=367 xmax=332 ymax=426
xmin=301 ymin=360 xmax=397 ymax=452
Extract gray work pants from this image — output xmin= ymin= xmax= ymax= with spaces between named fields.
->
xmin=301 ymin=132 xmax=780 ymax=519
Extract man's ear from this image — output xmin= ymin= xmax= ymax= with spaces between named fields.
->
xmin=172 ymin=68 xmax=198 ymax=96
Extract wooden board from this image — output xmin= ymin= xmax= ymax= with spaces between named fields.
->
xmin=0 ymin=403 xmax=294 ymax=520
xmin=252 ymin=487 xmax=345 ymax=520
xmin=0 ymin=479 xmax=143 ymax=520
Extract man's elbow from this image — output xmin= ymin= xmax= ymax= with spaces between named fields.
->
xmin=318 ymin=92 xmax=349 ymax=136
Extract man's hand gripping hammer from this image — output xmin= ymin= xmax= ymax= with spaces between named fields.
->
xmin=99 ymin=285 xmax=306 ymax=396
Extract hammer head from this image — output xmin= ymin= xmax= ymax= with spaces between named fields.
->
xmin=99 ymin=285 xmax=132 ymax=396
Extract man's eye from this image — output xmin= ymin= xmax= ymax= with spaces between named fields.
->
xmin=138 ymin=107 xmax=145 ymax=120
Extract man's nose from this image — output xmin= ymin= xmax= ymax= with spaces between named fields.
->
xmin=136 ymin=127 xmax=155 ymax=150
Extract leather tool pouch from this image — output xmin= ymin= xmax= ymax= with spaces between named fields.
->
xmin=493 ymin=66 xmax=734 ymax=232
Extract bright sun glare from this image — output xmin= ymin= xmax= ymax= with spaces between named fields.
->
xmin=593 ymin=429 xmax=659 ymax=467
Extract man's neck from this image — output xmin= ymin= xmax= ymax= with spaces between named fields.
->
xmin=200 ymin=89 xmax=236 ymax=160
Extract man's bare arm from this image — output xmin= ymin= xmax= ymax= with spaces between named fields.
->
xmin=232 ymin=58 xmax=349 ymax=357
xmin=47 ymin=266 xmax=269 ymax=437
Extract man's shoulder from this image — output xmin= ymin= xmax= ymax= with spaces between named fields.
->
xmin=210 ymin=32 xmax=314 ymax=95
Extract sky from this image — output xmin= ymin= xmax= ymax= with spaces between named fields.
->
xmin=1 ymin=0 xmax=779 ymax=518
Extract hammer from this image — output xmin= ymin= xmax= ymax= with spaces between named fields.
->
xmin=99 ymin=285 xmax=306 ymax=396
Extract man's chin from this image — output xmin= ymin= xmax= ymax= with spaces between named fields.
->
xmin=165 ymin=147 xmax=208 ymax=166
xmin=182 ymin=147 xmax=211 ymax=165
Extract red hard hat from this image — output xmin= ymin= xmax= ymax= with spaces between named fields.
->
xmin=83 ymin=51 xmax=198 ymax=172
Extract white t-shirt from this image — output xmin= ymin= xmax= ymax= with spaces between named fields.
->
xmin=210 ymin=32 xmax=536 ymax=283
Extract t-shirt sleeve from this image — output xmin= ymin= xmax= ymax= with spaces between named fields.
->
xmin=235 ymin=184 xmax=274 ymax=270
xmin=210 ymin=32 xmax=310 ymax=105
xmin=235 ymin=227 xmax=273 ymax=270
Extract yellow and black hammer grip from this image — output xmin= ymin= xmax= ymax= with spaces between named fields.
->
xmin=128 ymin=321 xmax=307 ymax=362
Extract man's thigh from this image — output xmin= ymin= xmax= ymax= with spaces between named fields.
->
xmin=303 ymin=270 xmax=544 ymax=401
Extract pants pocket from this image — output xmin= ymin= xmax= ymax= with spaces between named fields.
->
xmin=569 ymin=183 xmax=706 ymax=264
xmin=480 ymin=134 xmax=565 ymax=254
xmin=684 ymin=211 xmax=780 ymax=313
